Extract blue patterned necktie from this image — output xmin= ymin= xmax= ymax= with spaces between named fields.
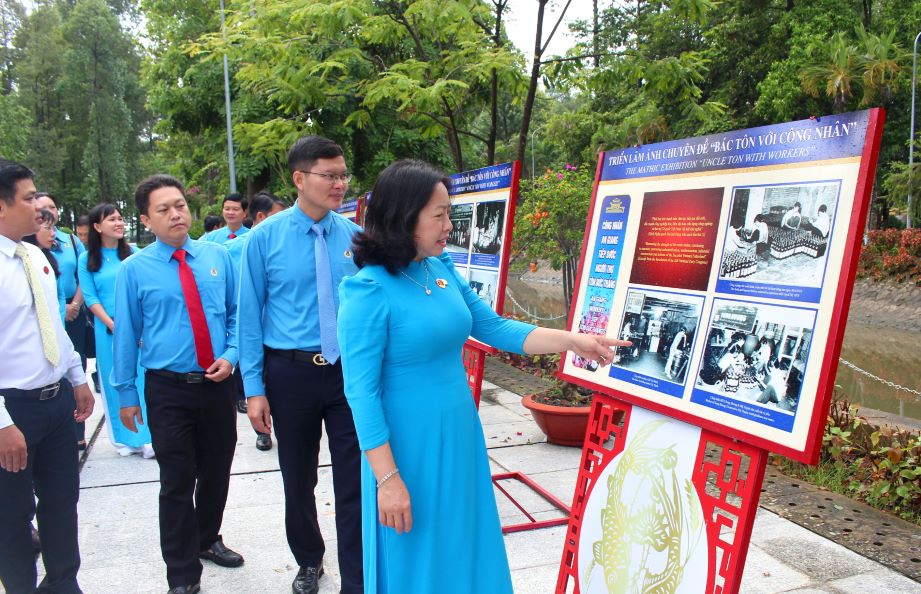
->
xmin=311 ymin=224 xmax=340 ymax=363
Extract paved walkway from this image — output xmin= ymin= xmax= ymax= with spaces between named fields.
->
xmin=18 ymin=371 xmax=921 ymax=593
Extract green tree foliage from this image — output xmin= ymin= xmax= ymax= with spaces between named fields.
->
xmin=0 ymin=92 xmax=31 ymax=160
xmin=196 ymin=0 xmax=523 ymax=180
xmin=0 ymin=0 xmax=25 ymax=94
xmin=10 ymin=0 xmax=150 ymax=225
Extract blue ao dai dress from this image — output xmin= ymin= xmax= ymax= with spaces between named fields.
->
xmin=77 ymin=247 xmax=152 ymax=448
xmin=338 ymin=254 xmax=536 ymax=594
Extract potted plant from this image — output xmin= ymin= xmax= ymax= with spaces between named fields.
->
xmin=521 ymin=380 xmax=594 ymax=446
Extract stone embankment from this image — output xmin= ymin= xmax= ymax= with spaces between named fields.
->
xmin=847 ymin=279 xmax=921 ymax=332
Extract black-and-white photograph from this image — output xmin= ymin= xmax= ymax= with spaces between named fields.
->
xmin=695 ymin=300 xmax=815 ymax=414
xmin=447 ymin=203 xmax=473 ymax=253
xmin=718 ymin=182 xmax=840 ymax=287
xmin=473 ymin=201 xmax=505 ymax=255
xmin=468 ymin=268 xmax=499 ymax=310
xmin=612 ymin=289 xmax=703 ymax=385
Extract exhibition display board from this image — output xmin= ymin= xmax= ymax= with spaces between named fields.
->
xmin=336 ymin=195 xmax=362 ymax=223
xmin=556 ymin=395 xmax=767 ymax=594
xmin=559 ymin=109 xmax=885 ymax=463
xmin=447 ymin=161 xmax=521 ymax=316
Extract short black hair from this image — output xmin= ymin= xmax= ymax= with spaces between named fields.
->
xmin=818 ymin=204 xmax=827 ymax=213
xmin=0 ymin=159 xmax=34 ymax=204
xmin=248 ymin=191 xmax=285 ymax=218
xmin=287 ymin=136 xmax=344 ymax=175
xmin=34 ymin=191 xmax=57 ymax=206
xmin=76 ymin=214 xmax=90 ymax=227
xmin=135 ymin=174 xmax=185 ymax=216
xmin=222 ymin=192 xmax=248 ymax=211
xmin=352 ymin=159 xmax=451 ymax=273
xmin=203 ymin=215 xmax=223 ymax=233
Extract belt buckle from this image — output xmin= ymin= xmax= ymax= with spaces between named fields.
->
xmin=39 ymin=383 xmax=60 ymax=400
xmin=186 ymin=373 xmax=204 ymax=384
xmin=312 ymin=354 xmax=328 ymax=366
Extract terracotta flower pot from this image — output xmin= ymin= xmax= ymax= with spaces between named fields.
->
xmin=521 ymin=393 xmax=591 ymax=447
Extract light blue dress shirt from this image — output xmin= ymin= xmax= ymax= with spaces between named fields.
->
xmin=112 ymin=237 xmax=239 ymax=407
xmin=224 ymin=233 xmax=249 ymax=271
xmin=202 ymin=224 xmax=250 ymax=245
xmin=52 ymin=229 xmax=84 ymax=299
xmin=237 ymin=204 xmax=360 ymax=397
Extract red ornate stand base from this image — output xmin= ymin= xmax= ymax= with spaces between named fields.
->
xmin=464 ymin=342 xmax=573 ymax=534
xmin=556 ymin=393 xmax=768 ymax=594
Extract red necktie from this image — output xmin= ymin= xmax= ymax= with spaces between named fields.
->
xmin=172 ymin=249 xmax=215 ymax=370
xmin=228 ymin=232 xmax=236 ymax=239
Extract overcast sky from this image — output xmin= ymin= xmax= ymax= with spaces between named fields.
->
xmin=504 ymin=0 xmax=594 ymax=61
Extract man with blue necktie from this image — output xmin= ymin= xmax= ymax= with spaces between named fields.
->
xmin=238 ymin=136 xmax=363 ymax=594
xmin=113 ymin=174 xmax=243 ymax=594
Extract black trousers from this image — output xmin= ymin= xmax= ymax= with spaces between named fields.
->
xmin=144 ymin=371 xmax=237 ymax=588
xmin=0 ymin=380 xmax=81 ymax=594
xmin=264 ymin=351 xmax=363 ymax=594
xmin=64 ymin=301 xmax=87 ymax=444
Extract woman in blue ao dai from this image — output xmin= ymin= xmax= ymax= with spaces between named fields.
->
xmin=338 ymin=160 xmax=628 ymax=594
xmin=77 ymin=203 xmax=153 ymax=458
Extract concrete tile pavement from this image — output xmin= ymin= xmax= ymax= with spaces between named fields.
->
xmin=17 ymin=377 xmax=920 ymax=593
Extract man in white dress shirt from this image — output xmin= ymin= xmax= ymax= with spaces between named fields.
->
xmin=0 ymin=160 xmax=95 ymax=594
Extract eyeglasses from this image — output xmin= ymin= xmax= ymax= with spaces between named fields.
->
xmin=297 ymin=170 xmax=352 ymax=185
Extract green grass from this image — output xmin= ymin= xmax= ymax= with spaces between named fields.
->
xmin=771 ymin=455 xmax=921 ymax=527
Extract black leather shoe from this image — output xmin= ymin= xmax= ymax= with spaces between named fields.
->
xmin=235 ymin=399 xmax=248 ymax=414
xmin=256 ymin=433 xmax=272 ymax=451
xmin=199 ymin=537 xmax=244 ymax=568
xmin=292 ymin=563 xmax=324 ymax=594
xmin=167 ymin=585 xmax=200 ymax=594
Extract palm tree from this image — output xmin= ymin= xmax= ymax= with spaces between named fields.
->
xmin=855 ymin=26 xmax=907 ymax=106
xmin=800 ymin=32 xmax=859 ymax=112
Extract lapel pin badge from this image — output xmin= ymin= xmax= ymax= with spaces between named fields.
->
xmin=210 ymin=268 xmax=218 ymax=277
xmin=344 ymin=249 xmax=352 ymax=258
xmin=435 ymin=278 xmax=448 ymax=289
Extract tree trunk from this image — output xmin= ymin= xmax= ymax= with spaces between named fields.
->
xmin=486 ymin=1 xmax=507 ymax=165
xmin=516 ymin=0 xmax=548 ymax=164
xmin=592 ymin=0 xmax=599 ymax=68
xmin=562 ymin=254 xmax=577 ymax=314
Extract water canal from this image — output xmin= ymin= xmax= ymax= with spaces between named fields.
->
xmin=504 ymin=275 xmax=921 ymax=423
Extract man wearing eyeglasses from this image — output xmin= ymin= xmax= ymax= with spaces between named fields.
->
xmin=237 ymin=136 xmax=362 ymax=594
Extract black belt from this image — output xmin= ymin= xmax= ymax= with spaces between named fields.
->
xmin=265 ymin=347 xmax=332 ymax=366
xmin=147 ymin=369 xmax=207 ymax=384
xmin=3 ymin=381 xmax=61 ymax=400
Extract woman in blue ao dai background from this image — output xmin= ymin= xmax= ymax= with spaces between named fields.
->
xmin=338 ymin=160 xmax=628 ymax=594
xmin=77 ymin=203 xmax=153 ymax=458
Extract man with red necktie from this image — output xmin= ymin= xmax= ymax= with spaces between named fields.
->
xmin=112 ymin=174 xmax=242 ymax=594
xmin=201 ymin=193 xmax=249 ymax=244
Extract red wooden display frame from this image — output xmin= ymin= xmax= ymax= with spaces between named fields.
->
xmin=558 ymin=109 xmax=886 ymax=464
xmin=555 ymin=394 xmax=768 ymax=594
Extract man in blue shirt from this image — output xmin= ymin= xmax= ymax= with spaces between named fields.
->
xmin=201 ymin=193 xmax=249 ymax=244
xmin=36 ymin=193 xmax=88 ymax=448
xmin=238 ymin=136 xmax=362 ymax=594
xmin=225 ymin=191 xmax=285 ymax=452
xmin=113 ymin=174 xmax=243 ymax=594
